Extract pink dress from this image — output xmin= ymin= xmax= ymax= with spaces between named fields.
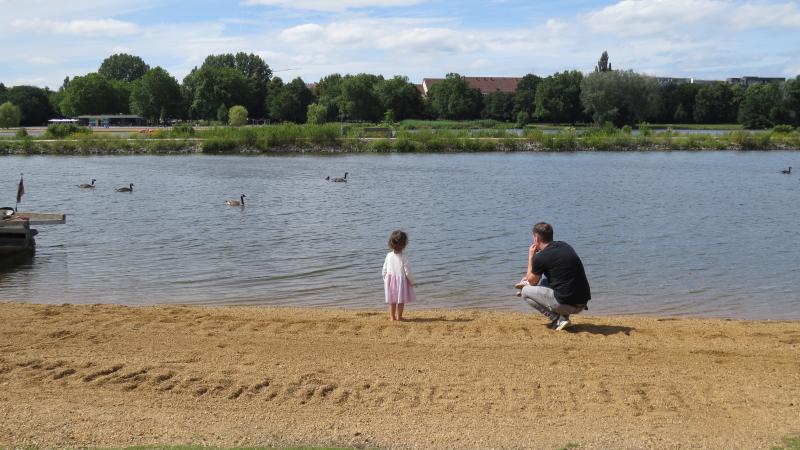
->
xmin=383 ymin=251 xmax=416 ymax=304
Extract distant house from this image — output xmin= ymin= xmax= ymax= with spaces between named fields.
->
xmin=420 ymin=77 xmax=522 ymax=96
xmin=726 ymin=76 xmax=785 ymax=87
xmin=76 ymin=115 xmax=147 ymax=127
xmin=651 ymin=77 xmax=721 ymax=86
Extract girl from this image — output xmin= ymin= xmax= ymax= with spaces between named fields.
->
xmin=382 ymin=230 xmax=416 ymax=321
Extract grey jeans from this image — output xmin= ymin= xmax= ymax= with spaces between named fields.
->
xmin=521 ymin=277 xmax=585 ymax=321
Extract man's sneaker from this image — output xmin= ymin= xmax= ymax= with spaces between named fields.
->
xmin=515 ymin=289 xmax=522 ymax=297
xmin=554 ymin=315 xmax=571 ymax=331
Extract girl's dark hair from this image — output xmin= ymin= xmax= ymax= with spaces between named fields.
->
xmin=388 ymin=230 xmax=408 ymax=253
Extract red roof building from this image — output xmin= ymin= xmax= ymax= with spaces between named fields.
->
xmin=421 ymin=77 xmax=522 ymax=96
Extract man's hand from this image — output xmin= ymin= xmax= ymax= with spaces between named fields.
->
xmin=529 ymin=243 xmax=538 ymax=256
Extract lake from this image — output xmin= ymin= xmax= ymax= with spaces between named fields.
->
xmin=1 ymin=151 xmax=799 ymax=319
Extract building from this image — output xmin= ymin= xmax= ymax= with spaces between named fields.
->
xmin=651 ymin=77 xmax=722 ymax=86
xmin=725 ymin=76 xmax=785 ymax=87
xmin=76 ymin=115 xmax=147 ymax=127
xmin=420 ymin=77 xmax=522 ymax=96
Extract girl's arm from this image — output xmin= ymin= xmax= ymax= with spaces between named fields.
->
xmin=402 ymin=254 xmax=416 ymax=286
xmin=382 ymin=255 xmax=388 ymax=278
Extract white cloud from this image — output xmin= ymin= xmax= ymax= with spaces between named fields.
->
xmin=582 ymin=0 xmax=728 ymax=36
xmin=11 ymin=18 xmax=139 ymax=36
xmin=730 ymin=2 xmax=800 ymax=28
xmin=243 ymin=0 xmax=424 ymax=11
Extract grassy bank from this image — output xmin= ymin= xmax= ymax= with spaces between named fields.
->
xmin=1 ymin=123 xmax=799 ymax=154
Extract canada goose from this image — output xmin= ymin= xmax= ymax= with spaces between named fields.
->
xmin=331 ymin=172 xmax=348 ymax=182
xmin=78 ymin=179 xmax=97 ymax=188
xmin=781 ymin=166 xmax=792 ymax=174
xmin=226 ymin=194 xmax=246 ymax=206
xmin=115 ymin=183 xmax=134 ymax=192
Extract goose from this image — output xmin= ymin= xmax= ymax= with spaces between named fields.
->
xmin=115 ymin=183 xmax=134 ymax=192
xmin=78 ymin=179 xmax=97 ymax=188
xmin=781 ymin=166 xmax=792 ymax=174
xmin=226 ymin=194 xmax=246 ymax=207
xmin=331 ymin=172 xmax=348 ymax=182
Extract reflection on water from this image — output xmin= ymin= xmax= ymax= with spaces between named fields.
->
xmin=1 ymin=151 xmax=799 ymax=319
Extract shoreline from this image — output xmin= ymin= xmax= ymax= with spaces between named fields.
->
xmin=1 ymin=301 xmax=798 ymax=449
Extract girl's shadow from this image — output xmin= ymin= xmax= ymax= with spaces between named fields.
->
xmin=404 ymin=317 xmax=474 ymax=323
xmin=563 ymin=323 xmax=634 ymax=336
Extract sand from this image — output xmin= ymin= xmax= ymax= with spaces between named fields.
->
xmin=0 ymin=302 xmax=798 ymax=449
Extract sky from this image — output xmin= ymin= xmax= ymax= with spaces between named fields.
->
xmin=1 ymin=0 xmax=800 ymax=89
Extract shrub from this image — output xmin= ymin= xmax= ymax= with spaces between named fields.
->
xmin=0 ymin=102 xmax=21 ymax=128
xmin=172 ymin=123 xmax=195 ymax=136
xmin=773 ymin=124 xmax=794 ymax=133
xmin=228 ymin=105 xmax=248 ymax=126
xmin=44 ymin=123 xmax=91 ymax=139
xmin=15 ymin=128 xmax=28 ymax=138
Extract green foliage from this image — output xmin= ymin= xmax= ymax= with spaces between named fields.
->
xmin=130 ymin=67 xmax=183 ymax=123
xmin=482 ymin=91 xmax=515 ymax=121
xmin=314 ymin=73 xmax=344 ymax=121
xmin=781 ymin=76 xmax=800 ymax=126
xmin=306 ymin=103 xmax=328 ymax=125
xmin=44 ymin=123 xmax=90 ymax=138
xmin=201 ymin=52 xmax=271 ymax=118
xmin=3 ymin=85 xmax=55 ymax=125
xmin=60 ymin=73 xmax=128 ymax=116
xmin=172 ymin=123 xmax=195 ymax=136
xmin=516 ymin=111 xmax=531 ymax=127
xmin=595 ymin=50 xmax=611 ymax=72
xmin=581 ymin=70 xmax=660 ymax=126
xmin=0 ymin=101 xmax=22 ymax=128
xmin=638 ymin=122 xmax=652 ymax=136
xmin=341 ymin=73 xmax=384 ymax=122
xmin=657 ymin=83 xmax=701 ymax=124
xmin=513 ymin=73 xmax=541 ymax=118
xmin=217 ymin=104 xmax=228 ymax=123
xmin=228 ymin=105 xmax=248 ymax=126
xmin=771 ymin=435 xmax=800 ymax=450
xmin=773 ymin=124 xmax=794 ymax=133
xmin=738 ymin=83 xmax=784 ymax=129
xmin=535 ymin=71 xmax=584 ymax=124
xmin=16 ymin=128 xmax=28 ymax=138
xmin=268 ymin=77 xmax=314 ymax=123
xmin=694 ymin=83 xmax=739 ymax=124
xmin=98 ymin=53 xmax=150 ymax=82
xmin=375 ymin=75 xmax=422 ymax=121
xmin=184 ymin=66 xmax=253 ymax=120
xmin=427 ymin=73 xmax=483 ymax=120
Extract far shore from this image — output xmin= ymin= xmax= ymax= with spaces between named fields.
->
xmin=1 ymin=301 xmax=798 ymax=449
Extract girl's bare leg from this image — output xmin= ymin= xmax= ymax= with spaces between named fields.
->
xmin=389 ymin=303 xmax=397 ymax=321
xmin=397 ymin=303 xmax=405 ymax=321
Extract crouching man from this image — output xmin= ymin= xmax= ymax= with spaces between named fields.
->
xmin=520 ymin=222 xmax=591 ymax=331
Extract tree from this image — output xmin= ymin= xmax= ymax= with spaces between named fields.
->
xmin=0 ymin=102 xmax=21 ymax=128
xmin=60 ymin=73 xmax=122 ymax=116
xmin=201 ymin=53 xmax=272 ymax=118
xmin=781 ymin=76 xmax=800 ymax=126
xmin=534 ymin=71 xmax=585 ymax=124
xmin=513 ymin=73 xmax=541 ymax=118
xmin=738 ymin=83 xmax=784 ymax=129
xmin=426 ymin=73 xmax=483 ymax=120
xmin=3 ymin=85 xmax=55 ymax=125
xmin=306 ymin=103 xmax=328 ymax=124
xmin=98 ymin=54 xmax=150 ymax=82
xmin=694 ymin=83 xmax=739 ymax=124
xmin=268 ymin=77 xmax=314 ymax=123
xmin=341 ymin=74 xmax=384 ymax=122
xmin=130 ymin=67 xmax=183 ymax=123
xmin=580 ymin=70 xmax=660 ymax=126
xmin=375 ymin=76 xmax=423 ymax=121
xmin=314 ymin=74 xmax=345 ymax=121
xmin=595 ymin=51 xmax=611 ymax=72
xmin=183 ymin=66 xmax=253 ymax=120
xmin=657 ymin=82 xmax=701 ymax=123
xmin=481 ymin=91 xmax=515 ymax=121
xmin=228 ymin=105 xmax=248 ymax=126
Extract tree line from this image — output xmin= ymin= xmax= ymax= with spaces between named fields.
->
xmin=1 ymin=51 xmax=800 ymax=129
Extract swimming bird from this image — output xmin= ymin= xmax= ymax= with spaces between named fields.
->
xmin=781 ymin=166 xmax=792 ymax=174
xmin=331 ymin=172 xmax=348 ymax=182
xmin=78 ymin=179 xmax=97 ymax=188
xmin=115 ymin=183 xmax=134 ymax=192
xmin=226 ymin=194 xmax=246 ymax=207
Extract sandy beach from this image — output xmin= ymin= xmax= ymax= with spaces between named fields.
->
xmin=0 ymin=302 xmax=798 ymax=449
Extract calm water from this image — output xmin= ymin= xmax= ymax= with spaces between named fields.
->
xmin=1 ymin=152 xmax=799 ymax=319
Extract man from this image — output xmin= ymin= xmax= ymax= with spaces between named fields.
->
xmin=518 ymin=222 xmax=591 ymax=331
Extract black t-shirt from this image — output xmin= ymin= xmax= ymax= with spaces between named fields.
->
xmin=532 ymin=241 xmax=591 ymax=305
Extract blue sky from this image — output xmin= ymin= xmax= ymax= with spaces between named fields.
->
xmin=2 ymin=0 xmax=800 ymax=89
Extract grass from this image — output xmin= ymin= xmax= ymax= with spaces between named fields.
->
xmin=2 ymin=122 xmax=800 ymax=154
xmin=773 ymin=436 xmax=800 ymax=450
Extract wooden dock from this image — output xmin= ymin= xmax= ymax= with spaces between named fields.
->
xmin=2 ymin=212 xmax=66 ymax=225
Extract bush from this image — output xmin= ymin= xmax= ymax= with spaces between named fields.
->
xmin=637 ymin=122 xmax=652 ymax=137
xmin=172 ymin=123 xmax=195 ymax=136
xmin=44 ymin=123 xmax=91 ymax=139
xmin=228 ymin=105 xmax=248 ymax=126
xmin=773 ymin=124 xmax=794 ymax=133
xmin=15 ymin=128 xmax=28 ymax=138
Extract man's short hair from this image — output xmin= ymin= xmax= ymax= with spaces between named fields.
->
xmin=533 ymin=222 xmax=553 ymax=243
